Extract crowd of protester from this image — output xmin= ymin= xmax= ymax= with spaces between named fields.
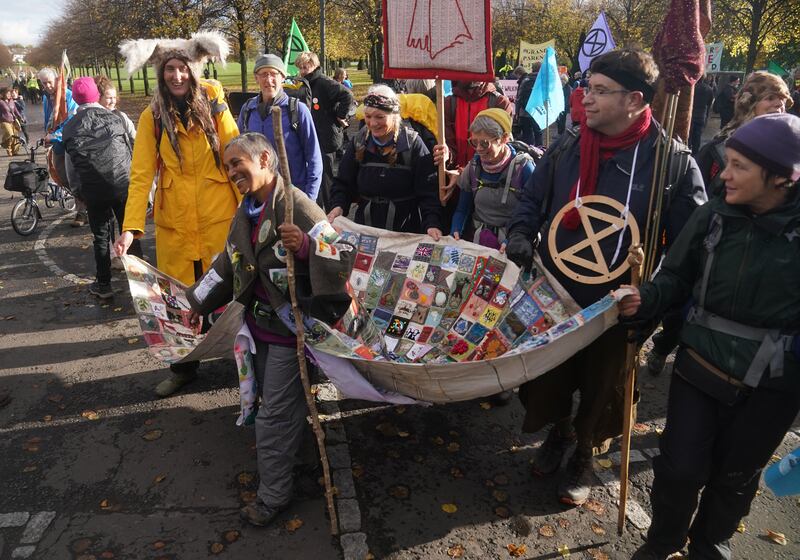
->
xmin=3 ymin=40 xmax=799 ymax=560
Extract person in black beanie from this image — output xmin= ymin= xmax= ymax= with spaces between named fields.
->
xmin=619 ymin=112 xmax=800 ymax=560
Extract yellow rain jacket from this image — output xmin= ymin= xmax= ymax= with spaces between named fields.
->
xmin=123 ymin=80 xmax=241 ymax=285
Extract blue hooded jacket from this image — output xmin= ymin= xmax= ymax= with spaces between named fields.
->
xmin=237 ymin=93 xmax=323 ymax=201
xmin=43 ymin=88 xmax=78 ymax=154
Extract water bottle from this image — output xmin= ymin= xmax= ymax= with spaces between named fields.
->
xmin=764 ymin=447 xmax=800 ymax=497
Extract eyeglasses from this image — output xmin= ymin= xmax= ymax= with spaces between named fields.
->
xmin=468 ymin=137 xmax=500 ymax=150
xmin=584 ymin=86 xmax=631 ymax=97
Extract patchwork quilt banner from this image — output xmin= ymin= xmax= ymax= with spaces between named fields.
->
xmin=382 ymin=0 xmax=494 ymax=80
xmin=122 ymin=219 xmax=625 ymax=404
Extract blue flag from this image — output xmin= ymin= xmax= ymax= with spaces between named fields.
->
xmin=524 ymin=46 xmax=564 ymax=131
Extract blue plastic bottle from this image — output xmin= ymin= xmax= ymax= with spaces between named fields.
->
xmin=764 ymin=447 xmax=800 ymax=497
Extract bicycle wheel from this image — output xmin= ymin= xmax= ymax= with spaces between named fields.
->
xmin=11 ymin=198 xmax=39 ymax=235
xmin=60 ymin=185 xmax=76 ymax=211
xmin=44 ymin=184 xmax=56 ymax=208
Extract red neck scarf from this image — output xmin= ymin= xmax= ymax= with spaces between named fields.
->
xmin=562 ymin=107 xmax=652 ymax=230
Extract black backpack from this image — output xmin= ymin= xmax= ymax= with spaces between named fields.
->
xmin=240 ymin=95 xmax=302 ymax=134
xmin=62 ymin=107 xmax=132 ymax=201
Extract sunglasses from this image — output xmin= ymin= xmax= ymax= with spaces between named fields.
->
xmin=468 ymin=137 xmax=499 ymax=150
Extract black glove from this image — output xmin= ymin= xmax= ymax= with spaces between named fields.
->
xmin=506 ymin=233 xmax=533 ymax=271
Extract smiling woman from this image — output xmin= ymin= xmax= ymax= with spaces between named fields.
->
xmin=618 ymin=113 xmax=800 ymax=560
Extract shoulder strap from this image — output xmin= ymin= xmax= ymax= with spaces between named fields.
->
xmin=697 ymin=211 xmax=724 ymax=309
xmin=288 ymin=96 xmax=300 ymax=132
xmin=540 ymin=126 xmax=580 ymax=227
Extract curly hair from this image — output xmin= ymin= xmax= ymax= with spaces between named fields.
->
xmin=722 ymin=71 xmax=793 ymax=136
xmin=93 ymin=74 xmax=114 ymax=96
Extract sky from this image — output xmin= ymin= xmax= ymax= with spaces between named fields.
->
xmin=0 ymin=1 xmax=66 ymax=46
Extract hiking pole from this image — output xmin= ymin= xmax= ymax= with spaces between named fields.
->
xmin=618 ymin=244 xmax=644 ymax=535
xmin=271 ymin=106 xmax=339 ymax=536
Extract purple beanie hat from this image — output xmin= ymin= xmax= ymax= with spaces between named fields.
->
xmin=72 ymin=77 xmax=100 ymax=105
xmin=727 ymin=113 xmax=800 ymax=182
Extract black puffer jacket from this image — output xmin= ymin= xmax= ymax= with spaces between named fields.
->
xmin=305 ymin=67 xmax=354 ymax=153
xmin=62 ymin=105 xmax=132 ymax=202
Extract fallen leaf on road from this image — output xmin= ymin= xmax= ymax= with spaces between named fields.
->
xmin=450 ymin=466 xmax=464 ymax=478
xmin=766 ymin=530 xmax=787 ymax=545
xmin=633 ymin=423 xmax=650 ymax=433
xmin=397 ymin=430 xmax=410 ymax=438
xmin=153 ymin=474 xmax=167 ymax=484
xmin=591 ymin=522 xmax=606 ymax=536
xmin=144 ymin=419 xmax=155 ymax=425
xmin=431 ymin=436 xmax=445 ymax=445
xmin=352 ymin=465 xmax=364 ymax=478
xmin=509 ymin=445 xmax=522 ymax=453
xmin=100 ymin=499 xmax=111 ymax=509
xmin=240 ymin=491 xmax=256 ymax=503
xmin=24 ymin=444 xmax=39 ymax=453
xmin=737 ymin=521 xmax=746 ymax=533
xmin=388 ymin=485 xmax=409 ymax=499
xmin=583 ymin=499 xmax=606 ymax=515
xmin=557 ymin=517 xmax=570 ymax=529
xmin=22 ymin=465 xmax=38 ymax=473
xmin=43 ymin=415 xmax=53 ymax=422
xmin=27 ymin=437 xmax=42 ymax=444
xmin=395 ymin=405 xmax=406 ymax=414
xmin=100 ymin=552 xmax=114 ymax=559
xmin=557 ymin=544 xmax=571 ymax=557
xmin=441 ymin=503 xmax=458 ymax=514
xmin=494 ymin=506 xmax=511 ymax=518
xmin=284 ymin=518 xmax=304 ymax=533
xmin=587 ymin=549 xmax=609 ymax=560
xmin=237 ymin=471 xmax=254 ymax=485
xmin=447 ymin=442 xmax=460 ymax=452
xmin=506 ymin=543 xmax=527 ymax=557
xmin=479 ymin=401 xmax=492 ymax=410
xmin=210 ymin=542 xmax=224 ymax=554
xmin=596 ymin=459 xmax=613 ymax=469
xmin=492 ymin=490 xmax=508 ymax=503
xmin=113 ymin=307 xmax=122 ymax=312
xmin=224 ymin=530 xmax=240 ymax=543
xmin=446 ymin=543 xmax=465 ymax=558
xmin=71 ymin=538 xmax=93 ymax=553
xmin=101 ymin=304 xmax=109 ymax=309
xmin=375 ymin=422 xmax=399 ymax=437
xmin=142 ymin=429 xmax=163 ymax=441
xmin=152 ymin=541 xmax=166 ymax=550
xmin=1 ymin=315 xmax=15 ymax=320
xmin=493 ymin=474 xmax=509 ymax=485
xmin=127 ymin=338 xmax=139 ymax=344
xmin=770 ymin=454 xmax=781 ymax=463
xmin=538 ymin=524 xmax=555 ymax=538
xmin=47 ymin=394 xmax=63 ymax=403
xmin=655 ymin=427 xmax=664 ymax=435
xmin=81 ymin=410 xmax=100 ymax=420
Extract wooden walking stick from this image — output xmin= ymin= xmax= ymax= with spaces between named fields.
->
xmin=617 ymin=245 xmax=644 ymax=535
xmin=271 ymin=106 xmax=339 ymax=535
xmin=435 ymin=79 xmax=453 ymax=205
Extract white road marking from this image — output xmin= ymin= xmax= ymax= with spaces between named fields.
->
xmin=34 ymin=215 xmax=92 ymax=285
xmin=20 ymin=511 xmax=56 ymax=544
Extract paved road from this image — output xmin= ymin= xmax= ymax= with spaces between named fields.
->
xmin=1 ymin=105 xmax=797 ymax=560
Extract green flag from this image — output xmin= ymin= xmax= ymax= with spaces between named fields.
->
xmin=767 ymin=60 xmax=788 ymax=76
xmin=283 ymin=19 xmax=309 ymax=77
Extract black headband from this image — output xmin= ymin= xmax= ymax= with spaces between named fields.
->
xmin=594 ymin=68 xmax=655 ymax=103
xmin=363 ymin=93 xmax=400 ymax=114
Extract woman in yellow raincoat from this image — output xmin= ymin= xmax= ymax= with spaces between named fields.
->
xmin=114 ymin=32 xmax=241 ymax=396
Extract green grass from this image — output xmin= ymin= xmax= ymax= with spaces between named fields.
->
xmin=95 ymin=61 xmax=374 ymax=100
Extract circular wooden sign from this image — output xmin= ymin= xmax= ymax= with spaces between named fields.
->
xmin=547 ymin=195 xmax=640 ymax=285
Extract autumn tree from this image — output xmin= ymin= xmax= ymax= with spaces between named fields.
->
xmin=0 ymin=44 xmax=12 ymax=69
xmin=713 ymin=0 xmax=800 ymax=72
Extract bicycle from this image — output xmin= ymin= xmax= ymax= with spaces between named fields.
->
xmin=4 ymin=140 xmax=75 ymax=236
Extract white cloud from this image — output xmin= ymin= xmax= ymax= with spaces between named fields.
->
xmin=0 ymin=2 xmax=66 ymax=46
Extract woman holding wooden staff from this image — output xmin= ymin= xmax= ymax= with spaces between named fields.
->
xmin=619 ymin=113 xmax=800 ymax=560
xmin=184 ymin=132 xmax=355 ymax=527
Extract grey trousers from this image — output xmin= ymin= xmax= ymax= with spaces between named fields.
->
xmin=253 ymin=341 xmax=308 ymax=507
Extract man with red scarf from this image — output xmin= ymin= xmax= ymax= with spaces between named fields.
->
xmin=505 ymin=49 xmax=707 ymax=506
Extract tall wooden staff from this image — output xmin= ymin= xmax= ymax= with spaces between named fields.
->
xmin=436 ymin=79 xmax=450 ymax=205
xmin=617 ymin=0 xmax=708 ymax=534
xmin=271 ymin=106 xmax=339 ymax=535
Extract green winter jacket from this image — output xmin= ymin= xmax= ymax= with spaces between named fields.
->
xmin=636 ymin=192 xmax=800 ymax=393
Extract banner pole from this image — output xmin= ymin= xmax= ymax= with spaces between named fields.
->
xmin=436 ymin=79 xmax=449 ymax=205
